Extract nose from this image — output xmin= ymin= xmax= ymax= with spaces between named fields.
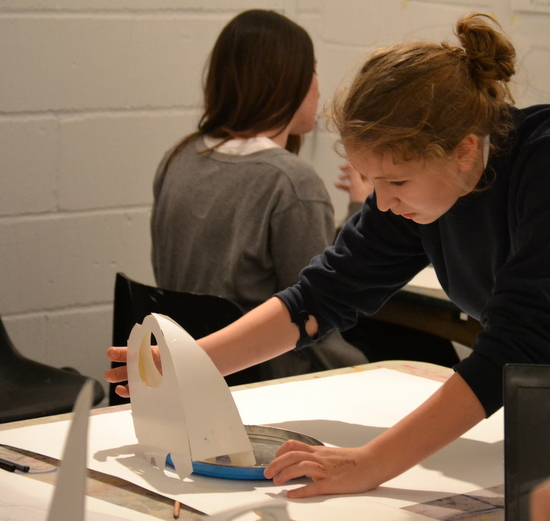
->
xmin=313 ymin=76 xmax=320 ymax=101
xmin=374 ymin=187 xmax=399 ymax=213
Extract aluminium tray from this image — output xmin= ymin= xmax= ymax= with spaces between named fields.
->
xmin=166 ymin=424 xmax=323 ymax=480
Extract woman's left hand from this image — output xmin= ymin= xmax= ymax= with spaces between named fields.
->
xmin=263 ymin=440 xmax=374 ymax=498
xmin=264 ymin=374 xmax=487 ymax=499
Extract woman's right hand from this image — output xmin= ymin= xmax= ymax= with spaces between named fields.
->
xmin=531 ymin=478 xmax=550 ymax=521
xmin=105 ymin=345 xmax=163 ymax=398
xmin=104 ymin=346 xmax=131 ymax=398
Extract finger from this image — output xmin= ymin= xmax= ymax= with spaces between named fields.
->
xmin=286 ymin=481 xmax=325 ymax=499
xmin=264 ymin=443 xmax=318 ymax=479
xmin=269 ymin=458 xmax=328 ymax=486
xmin=334 ymin=182 xmax=350 ymax=192
xmin=115 ymin=384 xmax=130 ymax=398
xmin=151 ymin=345 xmax=161 ymax=364
xmin=275 ymin=440 xmax=314 ymax=457
xmin=104 ymin=365 xmax=128 ymax=383
xmin=107 ymin=346 xmax=128 ymax=362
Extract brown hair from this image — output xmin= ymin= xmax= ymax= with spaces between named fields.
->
xmin=330 ymin=13 xmax=516 ymax=163
xmin=177 ymin=10 xmax=315 ymax=155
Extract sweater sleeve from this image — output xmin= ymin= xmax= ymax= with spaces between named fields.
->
xmin=277 ymin=195 xmax=430 ymax=347
xmin=455 ymin=118 xmax=550 ymax=416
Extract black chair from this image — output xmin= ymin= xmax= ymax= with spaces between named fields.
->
xmin=0 ymin=314 xmax=105 ymax=423
xmin=110 ymin=273 xmax=262 ymax=405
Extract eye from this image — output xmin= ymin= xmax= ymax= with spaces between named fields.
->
xmin=389 ymin=180 xmax=406 ymax=187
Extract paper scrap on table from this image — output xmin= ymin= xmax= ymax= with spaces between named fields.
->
xmin=0 ymin=368 xmax=504 ymax=517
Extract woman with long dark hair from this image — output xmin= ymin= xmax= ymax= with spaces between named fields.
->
xmin=150 ymin=10 xmax=369 ymax=381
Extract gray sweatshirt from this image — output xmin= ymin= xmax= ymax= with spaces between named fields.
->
xmin=151 ymin=137 xmax=367 ymax=379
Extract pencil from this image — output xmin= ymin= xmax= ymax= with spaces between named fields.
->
xmin=0 ymin=459 xmax=16 ymax=472
xmin=0 ymin=456 xmax=30 ymax=473
xmin=173 ymin=500 xmax=181 ymax=519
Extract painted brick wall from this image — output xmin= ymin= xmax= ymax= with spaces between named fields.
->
xmin=1 ymin=0 xmax=549 ymax=398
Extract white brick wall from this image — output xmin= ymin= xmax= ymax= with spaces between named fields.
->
xmin=1 ymin=0 xmax=549 ymax=398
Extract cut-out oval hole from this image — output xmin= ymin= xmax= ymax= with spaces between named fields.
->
xmin=138 ymin=332 xmax=163 ymax=388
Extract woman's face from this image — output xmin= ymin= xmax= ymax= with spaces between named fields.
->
xmin=347 ymin=147 xmax=477 ymax=225
xmin=287 ymin=72 xmax=320 ymax=136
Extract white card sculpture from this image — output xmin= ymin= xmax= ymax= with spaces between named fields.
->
xmin=127 ymin=313 xmax=255 ymax=479
xmin=46 ymin=379 xmax=94 ymax=521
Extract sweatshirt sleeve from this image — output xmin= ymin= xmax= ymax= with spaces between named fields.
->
xmin=277 ymin=195 xmax=430 ymax=347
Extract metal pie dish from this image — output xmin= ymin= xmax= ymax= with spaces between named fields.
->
xmin=167 ymin=425 xmax=324 ymax=480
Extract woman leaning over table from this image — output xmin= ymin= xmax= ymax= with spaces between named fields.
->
xmin=107 ymin=12 xmax=550 ymax=496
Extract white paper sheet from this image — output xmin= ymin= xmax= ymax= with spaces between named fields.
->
xmin=286 ymin=496 xmax=435 ymax=520
xmin=408 ymin=266 xmax=442 ymax=290
xmin=0 ymin=471 xmax=161 ymax=521
xmin=0 ymin=369 xmax=504 ymax=518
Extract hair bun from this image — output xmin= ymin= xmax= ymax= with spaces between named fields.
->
xmin=456 ymin=13 xmax=516 ymax=86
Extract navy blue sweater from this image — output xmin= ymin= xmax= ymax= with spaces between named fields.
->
xmin=277 ymin=104 xmax=550 ymax=416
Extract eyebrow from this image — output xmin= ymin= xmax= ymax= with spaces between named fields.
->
xmin=374 ymin=175 xmax=406 ymax=181
xmin=348 ymin=161 xmax=401 ymax=182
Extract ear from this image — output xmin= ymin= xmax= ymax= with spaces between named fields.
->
xmin=454 ymin=134 xmax=479 ymax=173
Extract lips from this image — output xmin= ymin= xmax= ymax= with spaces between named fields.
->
xmin=393 ymin=210 xmax=415 ymax=219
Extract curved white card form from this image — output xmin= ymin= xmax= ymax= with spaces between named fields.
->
xmin=127 ymin=313 xmax=255 ymax=480
xmin=46 ymin=379 xmax=94 ymax=521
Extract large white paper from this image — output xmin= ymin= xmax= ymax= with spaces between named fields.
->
xmin=0 ymin=469 xmax=161 ymax=521
xmin=408 ymin=266 xmax=442 ymax=290
xmin=286 ymin=496 xmax=435 ymax=520
xmin=0 ymin=369 xmax=503 ymax=517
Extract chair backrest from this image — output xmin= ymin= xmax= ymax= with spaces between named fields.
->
xmin=110 ymin=273 xmax=260 ymax=405
xmin=504 ymin=364 xmax=550 ymax=521
xmin=0 ymin=314 xmax=21 ymax=362
xmin=0 ymin=314 xmax=105 ymax=423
